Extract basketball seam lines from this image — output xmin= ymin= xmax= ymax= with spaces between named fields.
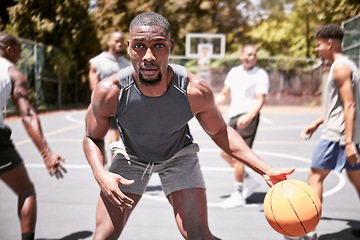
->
xmin=269 ymin=186 xmax=292 ymax=236
xmin=266 ymin=181 xmax=321 ymax=237
xmin=293 ymin=182 xmax=321 ymax=222
xmin=283 ymin=182 xmax=307 ymax=236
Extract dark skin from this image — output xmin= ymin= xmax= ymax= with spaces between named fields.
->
xmin=84 ymin=25 xmax=294 ymax=240
xmin=88 ymin=32 xmax=127 ymax=162
xmin=0 ymin=39 xmax=66 ymax=235
xmin=4 ymin=43 xmax=67 ymax=177
xmin=89 ymin=32 xmax=126 ymax=91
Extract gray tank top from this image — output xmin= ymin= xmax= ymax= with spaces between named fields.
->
xmin=321 ymin=57 xmax=359 ymax=144
xmin=89 ymin=51 xmax=130 ymax=80
xmin=115 ymin=64 xmax=194 ymax=162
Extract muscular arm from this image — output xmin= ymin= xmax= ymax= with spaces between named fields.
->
xmin=83 ymin=104 xmax=109 ymax=173
xmin=187 ymin=72 xmax=293 ymax=186
xmin=89 ymin=63 xmax=100 ymax=91
xmin=83 ymin=76 xmax=134 ymax=208
xmin=333 ymin=64 xmax=359 ymax=165
xmin=9 ymin=66 xmax=66 ymax=178
xmin=84 ymin=75 xmax=121 ymax=168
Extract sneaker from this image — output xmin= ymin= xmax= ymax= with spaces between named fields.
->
xmin=220 ymin=191 xmax=245 ymax=208
xmin=284 ymin=237 xmax=302 ymax=240
xmin=283 ymin=232 xmax=318 ymax=240
xmin=243 ymin=172 xmax=260 ymax=198
xmin=302 ymin=232 xmax=318 ymax=240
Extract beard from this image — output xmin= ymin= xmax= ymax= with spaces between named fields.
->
xmin=113 ymin=48 xmax=123 ymax=55
xmin=138 ymin=71 xmax=162 ymax=86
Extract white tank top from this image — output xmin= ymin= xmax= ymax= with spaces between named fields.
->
xmin=0 ymin=57 xmax=14 ymax=125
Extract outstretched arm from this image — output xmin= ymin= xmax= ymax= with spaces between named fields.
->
xmin=9 ymin=66 xmax=66 ymax=178
xmin=187 ymin=72 xmax=294 ymax=187
xmin=301 ymin=115 xmax=324 ymax=140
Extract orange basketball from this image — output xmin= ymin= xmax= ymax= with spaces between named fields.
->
xmin=264 ymin=179 xmax=322 ymax=237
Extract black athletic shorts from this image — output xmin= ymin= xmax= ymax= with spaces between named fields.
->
xmin=0 ymin=125 xmax=23 ymax=174
xmin=228 ymin=113 xmax=260 ymax=148
xmin=109 ymin=116 xmax=118 ymax=130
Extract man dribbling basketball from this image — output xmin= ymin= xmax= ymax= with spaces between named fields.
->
xmin=83 ymin=11 xmax=294 ymax=240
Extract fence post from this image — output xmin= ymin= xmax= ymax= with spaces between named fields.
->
xmin=58 ymin=76 xmax=62 ymax=108
xmin=33 ymin=43 xmax=39 ymax=110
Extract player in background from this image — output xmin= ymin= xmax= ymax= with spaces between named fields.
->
xmin=0 ymin=33 xmax=66 ymax=240
xmin=215 ymin=44 xmax=269 ymax=208
xmin=296 ymin=24 xmax=360 ymax=240
xmin=88 ymin=31 xmax=130 ymax=164
xmin=83 ymin=11 xmax=294 ymax=239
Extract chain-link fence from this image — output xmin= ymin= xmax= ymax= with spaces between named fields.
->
xmin=343 ymin=15 xmax=360 ymax=67
xmin=5 ymin=37 xmax=325 ymax=115
xmin=6 ymin=38 xmax=79 ymax=113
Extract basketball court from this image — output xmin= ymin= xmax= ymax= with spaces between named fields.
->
xmin=1 ymin=106 xmax=360 ymax=240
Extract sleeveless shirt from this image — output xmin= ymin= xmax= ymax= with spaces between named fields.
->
xmin=89 ymin=51 xmax=130 ymax=80
xmin=0 ymin=57 xmax=14 ymax=125
xmin=115 ymin=64 xmax=194 ymax=162
xmin=321 ymin=56 xmax=359 ymax=144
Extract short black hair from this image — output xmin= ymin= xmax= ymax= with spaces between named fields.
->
xmin=314 ymin=24 xmax=344 ymax=41
xmin=0 ymin=33 xmax=20 ymax=50
xmin=129 ymin=12 xmax=171 ymax=37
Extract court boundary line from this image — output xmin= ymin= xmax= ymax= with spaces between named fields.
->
xmin=23 ymin=111 xmax=344 ymax=206
xmin=25 ymin=150 xmax=345 ymax=207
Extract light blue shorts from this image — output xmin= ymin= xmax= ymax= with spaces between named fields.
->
xmin=311 ymin=139 xmax=360 ymax=172
xmin=109 ymin=143 xmax=206 ymax=196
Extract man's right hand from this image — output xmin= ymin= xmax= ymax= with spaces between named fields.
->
xmin=43 ymin=151 xmax=67 ymax=178
xmin=301 ymin=124 xmax=318 ymax=140
xmin=97 ymin=171 xmax=135 ymax=208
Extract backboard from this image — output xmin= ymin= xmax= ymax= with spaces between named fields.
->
xmin=185 ymin=33 xmax=226 ymax=59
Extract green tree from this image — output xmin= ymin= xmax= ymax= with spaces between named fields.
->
xmin=90 ymin=0 xmax=253 ymax=55
xmin=6 ymin=0 xmax=100 ymax=104
xmin=312 ymin=0 xmax=360 ymax=23
xmin=247 ymin=0 xmax=360 ymax=60
xmin=0 ymin=0 xmax=16 ymax=30
xmin=289 ymin=0 xmax=360 ymax=58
